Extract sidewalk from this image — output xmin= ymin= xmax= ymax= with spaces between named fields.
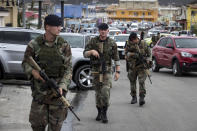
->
xmin=0 ymin=84 xmax=76 ymax=131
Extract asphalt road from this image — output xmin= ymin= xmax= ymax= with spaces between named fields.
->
xmin=66 ymin=60 xmax=197 ymax=131
xmin=0 ymin=60 xmax=197 ymax=131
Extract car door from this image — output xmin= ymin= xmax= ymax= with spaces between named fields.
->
xmin=163 ymin=38 xmax=174 ymax=67
xmin=0 ymin=31 xmax=31 ymax=74
xmin=154 ymin=38 xmax=167 ymax=65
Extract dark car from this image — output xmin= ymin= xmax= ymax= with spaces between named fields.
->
xmin=152 ymin=36 xmax=197 ymax=76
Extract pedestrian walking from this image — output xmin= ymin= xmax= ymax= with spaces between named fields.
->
xmin=83 ymin=23 xmax=120 ymax=123
xmin=22 ymin=14 xmax=72 ymax=131
xmin=125 ymin=32 xmax=151 ymax=106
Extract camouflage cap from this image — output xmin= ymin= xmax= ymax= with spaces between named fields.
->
xmin=129 ymin=32 xmax=137 ymax=41
xmin=98 ymin=23 xmax=109 ymax=30
xmin=44 ymin=14 xmax=62 ymax=26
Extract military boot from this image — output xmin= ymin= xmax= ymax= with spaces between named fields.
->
xmin=131 ymin=96 xmax=137 ymax=104
xmin=102 ymin=106 xmax=108 ymax=123
xmin=139 ymin=96 xmax=145 ymax=106
xmin=96 ymin=106 xmax=102 ymax=121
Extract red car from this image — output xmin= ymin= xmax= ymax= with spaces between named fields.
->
xmin=152 ymin=36 xmax=197 ymax=76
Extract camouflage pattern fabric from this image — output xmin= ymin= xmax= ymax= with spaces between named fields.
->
xmin=151 ymin=35 xmax=160 ymax=46
xmin=29 ymin=100 xmax=67 ymax=131
xmin=125 ymin=40 xmax=151 ymax=97
xmin=93 ymin=73 xmax=112 ymax=107
xmin=22 ymin=34 xmax=72 ymax=131
xmin=127 ymin=69 xmax=146 ymax=97
xmin=83 ymin=36 xmax=120 ymax=107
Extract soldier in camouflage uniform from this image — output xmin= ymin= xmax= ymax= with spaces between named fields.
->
xmin=151 ymin=32 xmax=160 ymax=47
xmin=22 ymin=14 xmax=72 ymax=131
xmin=125 ymin=32 xmax=151 ymax=106
xmin=83 ymin=23 xmax=120 ymax=123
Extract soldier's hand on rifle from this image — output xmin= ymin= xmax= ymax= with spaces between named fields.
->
xmin=91 ymin=50 xmax=100 ymax=58
xmin=31 ymin=69 xmax=45 ymax=83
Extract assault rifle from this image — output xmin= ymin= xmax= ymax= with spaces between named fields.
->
xmin=29 ymin=56 xmax=80 ymax=121
xmin=136 ymin=32 xmax=152 ymax=84
xmin=98 ymin=42 xmax=106 ymax=86
xmin=125 ymin=40 xmax=129 ymax=72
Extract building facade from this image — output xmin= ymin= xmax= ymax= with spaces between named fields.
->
xmin=186 ymin=4 xmax=197 ymax=31
xmin=106 ymin=0 xmax=159 ymax=22
xmin=159 ymin=6 xmax=180 ymax=22
xmin=0 ymin=0 xmax=18 ymax=27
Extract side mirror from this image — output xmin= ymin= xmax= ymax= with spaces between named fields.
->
xmin=166 ymin=43 xmax=174 ymax=49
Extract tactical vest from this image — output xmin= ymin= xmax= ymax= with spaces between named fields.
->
xmin=90 ymin=36 xmax=114 ymax=67
xmin=30 ymin=35 xmax=67 ymax=105
xmin=33 ymin=35 xmax=66 ymax=78
xmin=126 ymin=40 xmax=147 ymax=68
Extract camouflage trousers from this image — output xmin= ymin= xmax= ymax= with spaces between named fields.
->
xmin=127 ymin=68 xmax=147 ymax=97
xmin=29 ymin=100 xmax=67 ymax=131
xmin=92 ymin=72 xmax=112 ymax=108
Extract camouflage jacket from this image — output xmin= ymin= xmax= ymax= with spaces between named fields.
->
xmin=22 ymin=34 xmax=72 ymax=104
xmin=83 ymin=36 xmax=120 ymax=72
xmin=152 ymin=35 xmax=160 ymax=43
xmin=125 ymin=40 xmax=151 ymax=69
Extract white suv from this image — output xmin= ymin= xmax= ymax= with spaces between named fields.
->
xmin=0 ymin=27 xmax=92 ymax=90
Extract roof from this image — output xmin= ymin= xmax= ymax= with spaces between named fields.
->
xmin=114 ymin=34 xmax=130 ymax=36
xmin=169 ymin=36 xmax=197 ymax=39
xmin=0 ymin=27 xmax=44 ymax=33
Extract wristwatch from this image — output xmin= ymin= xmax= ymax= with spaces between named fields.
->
xmin=116 ymin=71 xmax=120 ymax=74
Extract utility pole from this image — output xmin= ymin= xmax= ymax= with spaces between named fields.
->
xmin=22 ymin=0 xmax=26 ymax=28
xmin=190 ymin=11 xmax=194 ymax=31
xmin=38 ymin=1 xmax=42 ymax=29
xmin=61 ymin=0 xmax=64 ymax=28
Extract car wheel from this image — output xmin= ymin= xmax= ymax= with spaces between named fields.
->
xmin=152 ymin=58 xmax=160 ymax=72
xmin=74 ymin=65 xmax=92 ymax=90
xmin=172 ymin=60 xmax=182 ymax=76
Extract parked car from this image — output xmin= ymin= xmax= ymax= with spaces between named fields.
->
xmin=113 ymin=34 xmax=129 ymax=59
xmin=108 ymin=27 xmax=122 ymax=36
xmin=152 ymin=36 xmax=197 ymax=76
xmin=60 ymin=33 xmax=92 ymax=89
xmin=0 ymin=27 xmax=92 ymax=89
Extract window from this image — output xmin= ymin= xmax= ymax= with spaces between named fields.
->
xmin=166 ymin=38 xmax=173 ymax=47
xmin=2 ymin=31 xmax=30 ymax=45
xmin=85 ymin=36 xmax=91 ymax=46
xmin=158 ymin=38 xmax=167 ymax=47
xmin=134 ymin=12 xmax=138 ymax=16
xmin=30 ymin=33 xmax=41 ymax=40
xmin=121 ymin=11 xmax=125 ymax=15
xmin=175 ymin=38 xmax=197 ymax=48
xmin=61 ymin=35 xmax=84 ymax=48
xmin=142 ymin=12 xmax=145 ymax=16
xmin=148 ymin=12 xmax=152 ymax=16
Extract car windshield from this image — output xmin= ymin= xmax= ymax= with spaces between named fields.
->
xmin=114 ymin=36 xmax=129 ymax=42
xmin=131 ymin=25 xmax=137 ymax=28
xmin=61 ymin=35 xmax=84 ymax=48
xmin=175 ymin=38 xmax=197 ymax=48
